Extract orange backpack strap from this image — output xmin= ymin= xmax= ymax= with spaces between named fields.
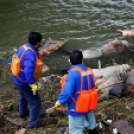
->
xmin=23 ymin=45 xmax=43 ymax=80
xmin=72 ymin=67 xmax=95 ymax=91
xmin=23 ymin=44 xmax=37 ymax=58
xmin=72 ymin=67 xmax=97 ymax=112
xmin=17 ymin=44 xmax=38 ymax=82
xmin=87 ymin=67 xmax=95 ymax=87
xmin=18 ymin=45 xmax=37 ymax=72
xmin=71 ymin=67 xmax=95 ymax=101
xmin=61 ymin=74 xmax=67 ymax=92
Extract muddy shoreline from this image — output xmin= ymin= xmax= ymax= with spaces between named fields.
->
xmin=0 ymin=49 xmax=134 ymax=133
xmin=0 ymin=74 xmax=134 ymax=134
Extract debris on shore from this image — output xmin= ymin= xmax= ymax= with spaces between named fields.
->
xmin=0 ymin=74 xmax=134 ymax=134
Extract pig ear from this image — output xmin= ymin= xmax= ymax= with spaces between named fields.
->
xmin=119 ymin=65 xmax=126 ymax=76
xmin=123 ymin=64 xmax=132 ymax=71
xmin=117 ymin=29 xmax=122 ymax=33
xmin=127 ymin=64 xmax=132 ymax=70
xmin=119 ymin=67 xmax=122 ymax=77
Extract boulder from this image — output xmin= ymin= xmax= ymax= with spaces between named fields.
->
xmin=82 ymin=48 xmax=102 ymax=59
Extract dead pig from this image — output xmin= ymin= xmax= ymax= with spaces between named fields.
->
xmin=117 ymin=29 xmax=134 ymax=38
xmin=100 ymin=40 xmax=133 ymax=54
xmin=93 ymin=64 xmax=132 ymax=79
xmin=39 ymin=39 xmax=67 ymax=56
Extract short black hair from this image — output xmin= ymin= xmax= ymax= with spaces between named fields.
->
xmin=69 ymin=50 xmax=83 ymax=65
xmin=28 ymin=32 xmax=42 ymax=46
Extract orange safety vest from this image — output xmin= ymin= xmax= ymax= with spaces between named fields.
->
xmin=71 ymin=67 xmax=98 ymax=113
xmin=60 ymin=74 xmax=67 ymax=92
xmin=11 ymin=44 xmax=43 ymax=81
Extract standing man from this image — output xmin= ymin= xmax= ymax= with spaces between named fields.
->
xmin=11 ymin=32 xmax=43 ymax=128
xmin=55 ymin=50 xmax=98 ymax=134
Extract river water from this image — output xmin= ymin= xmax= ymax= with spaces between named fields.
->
xmin=0 ymin=0 xmax=134 ymax=93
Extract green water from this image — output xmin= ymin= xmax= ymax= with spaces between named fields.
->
xmin=1 ymin=0 xmax=134 ymax=49
xmin=0 ymin=0 xmax=134 ymax=93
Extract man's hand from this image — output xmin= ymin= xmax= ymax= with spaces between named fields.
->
xmin=29 ymin=83 xmax=38 ymax=95
xmin=55 ymin=100 xmax=63 ymax=110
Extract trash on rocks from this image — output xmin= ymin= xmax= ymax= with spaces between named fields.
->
xmin=113 ymin=120 xmax=134 ymax=134
xmin=113 ymin=128 xmax=118 ymax=134
xmin=106 ymin=119 xmax=112 ymax=124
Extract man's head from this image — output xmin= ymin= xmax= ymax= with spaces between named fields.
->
xmin=69 ymin=50 xmax=83 ymax=65
xmin=28 ymin=32 xmax=42 ymax=49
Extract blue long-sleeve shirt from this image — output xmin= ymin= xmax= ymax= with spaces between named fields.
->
xmin=13 ymin=43 xmax=38 ymax=87
xmin=58 ymin=64 xmax=95 ymax=116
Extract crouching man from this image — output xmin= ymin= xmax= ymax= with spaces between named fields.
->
xmin=55 ymin=50 xmax=98 ymax=134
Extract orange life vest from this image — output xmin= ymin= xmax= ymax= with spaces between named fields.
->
xmin=11 ymin=44 xmax=43 ymax=81
xmin=60 ymin=74 xmax=67 ymax=92
xmin=71 ymin=67 xmax=98 ymax=113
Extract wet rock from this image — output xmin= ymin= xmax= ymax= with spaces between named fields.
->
xmin=56 ymin=127 xmax=69 ymax=134
xmin=38 ymin=74 xmax=60 ymax=90
xmin=113 ymin=120 xmax=134 ymax=134
xmin=82 ymin=48 xmax=102 ymax=59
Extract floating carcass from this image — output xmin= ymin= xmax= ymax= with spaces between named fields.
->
xmin=100 ymin=40 xmax=133 ymax=54
xmin=7 ymin=39 xmax=67 ymax=64
xmin=117 ymin=29 xmax=134 ymax=43
xmin=82 ymin=40 xmax=133 ymax=59
xmin=117 ymin=29 xmax=134 ymax=38
xmin=39 ymin=39 xmax=67 ymax=56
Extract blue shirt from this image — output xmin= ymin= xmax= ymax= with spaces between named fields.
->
xmin=13 ymin=43 xmax=38 ymax=87
xmin=58 ymin=64 xmax=95 ymax=116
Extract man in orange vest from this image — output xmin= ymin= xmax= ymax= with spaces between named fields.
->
xmin=12 ymin=32 xmax=43 ymax=128
xmin=55 ymin=50 xmax=98 ymax=134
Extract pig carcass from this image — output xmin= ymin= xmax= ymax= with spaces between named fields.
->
xmin=96 ymin=75 xmax=126 ymax=97
xmin=93 ymin=64 xmax=132 ymax=79
xmin=39 ymin=39 xmax=67 ymax=56
xmin=100 ymin=40 xmax=133 ymax=54
xmin=117 ymin=29 xmax=134 ymax=38
xmin=94 ymin=64 xmax=134 ymax=97
xmin=117 ymin=29 xmax=134 ymax=43
xmin=82 ymin=40 xmax=133 ymax=59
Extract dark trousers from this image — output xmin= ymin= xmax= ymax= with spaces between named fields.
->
xmin=17 ymin=85 xmax=41 ymax=127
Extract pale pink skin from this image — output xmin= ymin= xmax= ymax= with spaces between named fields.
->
xmin=101 ymin=40 xmax=131 ymax=53
xmin=121 ymin=30 xmax=134 ymax=37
